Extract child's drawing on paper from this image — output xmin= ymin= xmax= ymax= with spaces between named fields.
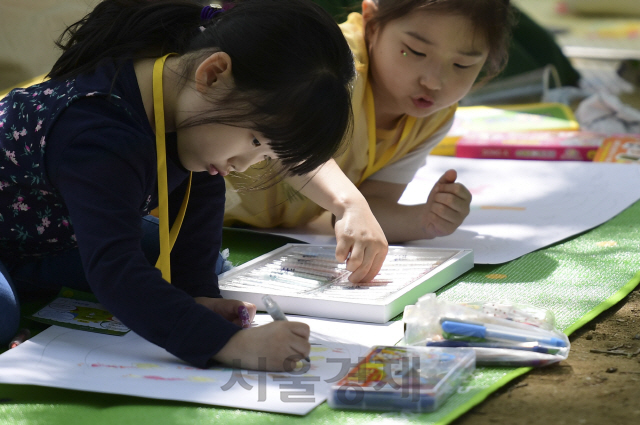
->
xmin=1 ymin=326 xmax=369 ymax=415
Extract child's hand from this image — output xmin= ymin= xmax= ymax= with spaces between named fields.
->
xmin=195 ymin=297 xmax=256 ymax=328
xmin=212 ymin=321 xmax=311 ymax=371
xmin=421 ymin=169 xmax=471 ymax=239
xmin=333 ymin=205 xmax=388 ymax=283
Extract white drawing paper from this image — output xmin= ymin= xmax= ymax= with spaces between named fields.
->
xmin=0 ymin=314 xmax=404 ymax=415
xmin=267 ymin=156 xmax=640 ymax=264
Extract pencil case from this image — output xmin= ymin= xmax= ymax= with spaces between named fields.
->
xmin=328 ymin=345 xmax=475 ymax=413
xmin=403 ymin=294 xmax=570 ymax=367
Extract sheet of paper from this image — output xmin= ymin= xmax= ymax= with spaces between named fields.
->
xmin=0 ymin=316 xmax=403 ymax=415
xmin=262 ymin=313 xmax=404 ymax=347
xmin=266 ymin=156 xmax=640 ymax=264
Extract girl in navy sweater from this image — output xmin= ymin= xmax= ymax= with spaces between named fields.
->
xmin=0 ymin=0 xmax=387 ymax=371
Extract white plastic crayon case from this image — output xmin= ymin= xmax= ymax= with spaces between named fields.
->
xmin=218 ymin=244 xmax=473 ymax=323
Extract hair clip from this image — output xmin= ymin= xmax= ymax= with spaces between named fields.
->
xmin=201 ymin=5 xmax=223 ymax=21
xmin=401 ymin=50 xmax=408 ymax=57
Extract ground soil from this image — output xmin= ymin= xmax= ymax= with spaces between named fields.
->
xmin=452 ymin=285 xmax=640 ymax=425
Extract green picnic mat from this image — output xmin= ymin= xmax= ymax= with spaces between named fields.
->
xmin=2 ymin=200 xmax=640 ymax=425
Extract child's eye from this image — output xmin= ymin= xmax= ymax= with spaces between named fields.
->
xmin=405 ymin=46 xmax=426 ymax=57
xmin=252 ymin=138 xmax=261 ymax=147
xmin=455 ymin=64 xmax=472 ymax=69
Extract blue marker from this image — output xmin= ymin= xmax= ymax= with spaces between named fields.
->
xmin=441 ymin=320 xmax=567 ymax=347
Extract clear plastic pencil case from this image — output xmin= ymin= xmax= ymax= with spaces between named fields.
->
xmin=328 ymin=345 xmax=475 ymax=413
xmin=403 ymin=294 xmax=570 ymax=367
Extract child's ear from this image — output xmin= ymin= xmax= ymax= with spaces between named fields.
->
xmin=361 ymin=0 xmax=378 ymax=24
xmin=194 ymin=51 xmax=233 ymax=93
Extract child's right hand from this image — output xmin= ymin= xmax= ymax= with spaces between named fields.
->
xmin=212 ymin=321 xmax=311 ymax=371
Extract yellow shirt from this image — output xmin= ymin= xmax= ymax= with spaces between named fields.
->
xmin=223 ymin=13 xmax=456 ymax=228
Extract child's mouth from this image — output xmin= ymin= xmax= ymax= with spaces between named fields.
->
xmin=209 ymin=164 xmax=228 ymax=176
xmin=412 ymin=97 xmax=434 ymax=109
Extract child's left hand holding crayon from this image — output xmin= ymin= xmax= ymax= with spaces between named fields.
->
xmin=420 ymin=169 xmax=471 ymax=239
xmin=195 ymin=297 xmax=256 ymax=328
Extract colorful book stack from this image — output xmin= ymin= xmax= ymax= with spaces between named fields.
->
xmin=592 ymin=134 xmax=640 ymax=163
xmin=430 ymin=102 xmax=580 ymax=157
xmin=455 ymin=130 xmax=604 ymax=161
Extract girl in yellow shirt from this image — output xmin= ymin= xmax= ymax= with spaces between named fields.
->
xmin=224 ymin=0 xmax=514 ymax=243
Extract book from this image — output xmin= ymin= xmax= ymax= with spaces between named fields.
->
xmin=218 ymin=244 xmax=474 ymax=323
xmin=592 ymin=134 xmax=640 ymax=163
xmin=29 ymin=287 xmax=130 ymax=336
xmin=327 ymin=346 xmax=476 ymax=413
xmin=430 ymin=103 xmax=580 ymax=156
xmin=455 ymin=131 xmax=604 ymax=161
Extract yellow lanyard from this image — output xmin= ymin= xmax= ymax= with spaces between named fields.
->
xmin=152 ymin=54 xmax=192 ymax=283
xmin=360 ymin=82 xmax=416 ymax=185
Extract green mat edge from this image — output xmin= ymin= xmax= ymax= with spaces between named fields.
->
xmin=433 ymin=268 xmax=640 ymax=425
xmin=563 ymin=269 xmax=640 ymax=337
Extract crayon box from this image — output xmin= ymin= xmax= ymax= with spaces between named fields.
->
xmin=328 ymin=346 xmax=475 ymax=413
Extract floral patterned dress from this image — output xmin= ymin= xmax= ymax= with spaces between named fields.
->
xmin=0 ymin=79 xmax=128 ymax=262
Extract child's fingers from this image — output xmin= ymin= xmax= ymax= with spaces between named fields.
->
xmin=288 ymin=321 xmax=311 ymax=339
xmin=334 ymin=235 xmax=353 ymax=263
xmin=347 ymin=243 xmax=386 ymax=283
xmin=242 ymin=301 xmax=257 ymax=319
xmin=436 ymin=168 xmax=458 ymax=185
xmin=340 ymin=236 xmax=388 ymax=283
xmin=280 ymin=322 xmax=311 ymax=364
xmin=431 ymin=192 xmax=469 ymax=220
xmin=434 ymin=186 xmax=471 ymax=213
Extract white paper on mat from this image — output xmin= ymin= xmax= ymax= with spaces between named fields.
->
xmin=266 ymin=156 xmax=640 ymax=264
xmin=0 ymin=316 xmax=402 ymax=415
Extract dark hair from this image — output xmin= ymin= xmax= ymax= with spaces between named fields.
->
xmin=49 ymin=0 xmax=355 ymax=177
xmin=366 ymin=0 xmax=515 ymax=82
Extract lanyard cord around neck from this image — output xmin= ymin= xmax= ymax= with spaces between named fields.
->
xmin=152 ymin=54 xmax=192 ymax=283
xmin=360 ymin=82 xmax=416 ymax=185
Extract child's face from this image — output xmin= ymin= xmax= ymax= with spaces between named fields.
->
xmin=366 ymin=11 xmax=488 ymax=121
xmin=176 ymin=123 xmax=276 ymax=176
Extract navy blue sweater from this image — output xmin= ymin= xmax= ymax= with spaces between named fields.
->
xmin=0 ymin=60 xmax=241 ymax=367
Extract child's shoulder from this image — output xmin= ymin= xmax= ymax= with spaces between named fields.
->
xmin=339 ymin=12 xmax=364 ymax=44
xmin=339 ymin=13 xmax=367 ymax=71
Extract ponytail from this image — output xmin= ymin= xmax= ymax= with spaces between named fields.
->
xmin=50 ymin=0 xmax=203 ymax=79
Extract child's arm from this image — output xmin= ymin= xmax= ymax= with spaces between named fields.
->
xmin=358 ymin=169 xmax=471 ymax=243
xmin=286 ymin=159 xmax=388 ymax=283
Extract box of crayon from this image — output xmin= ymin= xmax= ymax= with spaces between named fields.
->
xmin=328 ymin=346 xmax=475 ymax=413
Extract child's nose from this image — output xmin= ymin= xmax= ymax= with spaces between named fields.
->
xmin=419 ymin=65 xmax=443 ymax=91
xmin=235 ymin=154 xmax=264 ymax=173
